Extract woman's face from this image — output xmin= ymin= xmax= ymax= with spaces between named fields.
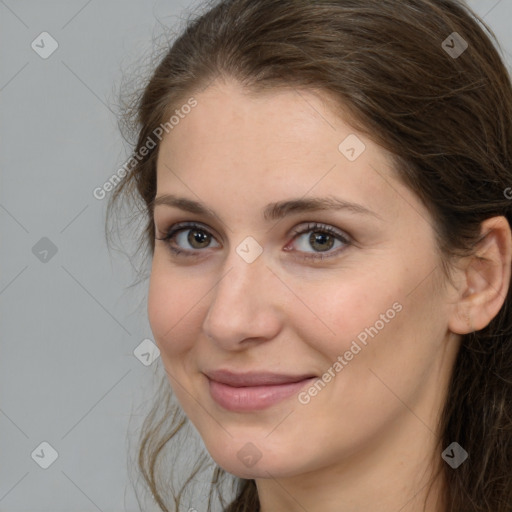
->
xmin=148 ymin=78 xmax=461 ymax=480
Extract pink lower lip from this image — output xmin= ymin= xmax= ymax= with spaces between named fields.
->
xmin=207 ymin=377 xmax=315 ymax=411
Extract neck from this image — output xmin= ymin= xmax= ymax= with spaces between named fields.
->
xmin=255 ymin=410 xmax=447 ymax=512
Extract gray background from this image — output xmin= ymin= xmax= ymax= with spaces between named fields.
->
xmin=1 ymin=1 xmax=511 ymax=511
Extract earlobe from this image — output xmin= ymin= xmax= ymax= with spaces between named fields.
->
xmin=448 ymin=216 xmax=512 ymax=335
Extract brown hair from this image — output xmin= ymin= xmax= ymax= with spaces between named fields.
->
xmin=107 ymin=0 xmax=512 ymax=510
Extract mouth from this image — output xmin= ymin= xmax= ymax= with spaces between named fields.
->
xmin=204 ymin=369 xmax=317 ymax=411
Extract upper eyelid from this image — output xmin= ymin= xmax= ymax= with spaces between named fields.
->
xmin=159 ymin=221 xmax=222 ymax=241
xmin=291 ymin=222 xmax=349 ymax=238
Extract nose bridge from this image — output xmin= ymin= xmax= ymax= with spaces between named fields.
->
xmin=202 ymin=247 xmax=281 ymax=346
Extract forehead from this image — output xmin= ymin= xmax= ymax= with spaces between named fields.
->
xmin=161 ymin=79 xmax=351 ymax=158
xmin=155 ymin=78 xmax=415 ymax=224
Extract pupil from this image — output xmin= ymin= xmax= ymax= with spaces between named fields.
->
xmin=188 ymin=229 xmax=210 ymax=248
xmin=309 ymin=232 xmax=334 ymax=252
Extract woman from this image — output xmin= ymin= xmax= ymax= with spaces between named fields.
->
xmin=108 ymin=0 xmax=512 ymax=510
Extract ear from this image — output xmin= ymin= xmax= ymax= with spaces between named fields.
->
xmin=448 ymin=216 xmax=512 ymax=334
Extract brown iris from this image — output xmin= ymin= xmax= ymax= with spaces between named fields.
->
xmin=188 ymin=228 xmax=211 ymax=249
xmin=309 ymin=231 xmax=334 ymax=252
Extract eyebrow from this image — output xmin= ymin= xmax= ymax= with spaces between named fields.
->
xmin=152 ymin=194 xmax=383 ymax=222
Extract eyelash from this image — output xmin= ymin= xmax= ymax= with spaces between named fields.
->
xmin=155 ymin=221 xmax=352 ymax=261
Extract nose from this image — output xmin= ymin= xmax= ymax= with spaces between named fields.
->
xmin=202 ymin=250 xmax=283 ymax=351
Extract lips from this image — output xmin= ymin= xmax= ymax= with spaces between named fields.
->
xmin=204 ymin=369 xmax=317 ymax=411
xmin=204 ymin=369 xmax=316 ymax=387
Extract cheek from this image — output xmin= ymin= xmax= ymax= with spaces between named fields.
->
xmin=147 ymin=257 xmax=198 ymax=355
xmin=297 ymin=267 xmax=436 ymax=399
xmin=294 ymin=272 xmax=403 ymax=357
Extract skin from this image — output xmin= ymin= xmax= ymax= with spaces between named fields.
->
xmin=148 ymin=77 xmax=511 ymax=512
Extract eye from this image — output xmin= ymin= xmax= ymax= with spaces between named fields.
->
xmin=285 ymin=222 xmax=351 ymax=260
xmin=155 ymin=221 xmax=351 ymax=261
xmin=155 ymin=222 xmax=220 ymax=256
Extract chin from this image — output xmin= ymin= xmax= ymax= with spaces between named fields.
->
xmin=201 ymin=435 xmax=310 ymax=480
xmin=211 ymin=454 xmax=290 ymax=480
